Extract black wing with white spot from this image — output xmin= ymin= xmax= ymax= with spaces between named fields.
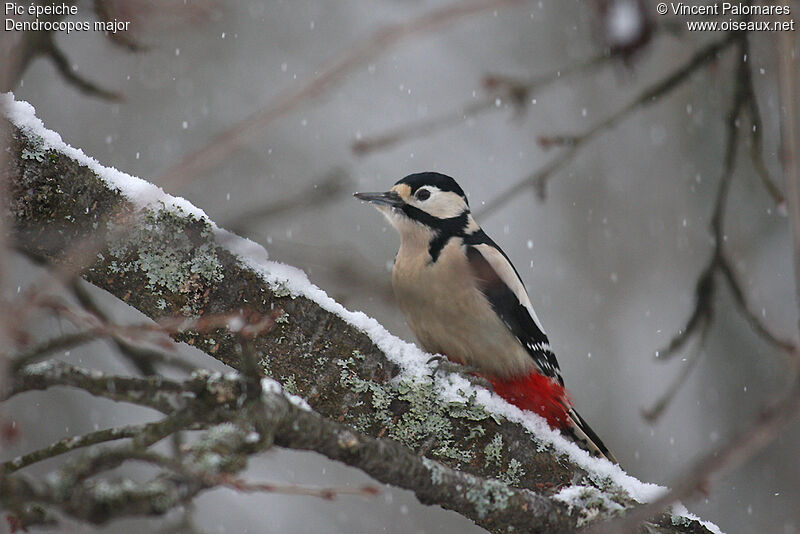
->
xmin=464 ymin=230 xmax=563 ymax=383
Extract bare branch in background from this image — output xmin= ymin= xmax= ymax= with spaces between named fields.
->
xmin=11 ymin=299 xmax=282 ymax=372
xmin=92 ymin=0 xmax=147 ymax=51
xmin=224 ymin=169 xmax=352 ymax=235
xmin=69 ymin=278 xmax=198 ymax=375
xmin=777 ymin=19 xmax=800 ymax=315
xmin=0 ymin=1 xmax=132 ymax=99
xmin=746 ymin=81 xmax=787 ymax=210
xmin=477 ymin=32 xmax=738 ymax=216
xmin=352 ymin=52 xmax=612 ymax=156
xmin=587 ymin=362 xmax=800 ymax=534
xmin=40 ymin=32 xmax=123 ymax=102
xmin=601 ymin=27 xmax=800 ymax=533
xmin=156 ymin=0 xmax=525 ymax=191
xmin=644 ymin=33 xmax=798 ymax=423
xmin=641 ymin=324 xmax=709 ymax=423
xmin=651 ymin=265 xmax=714 ymax=362
xmin=351 ymin=28 xmax=782 ymax=220
xmin=717 ymin=255 xmax=796 ymax=355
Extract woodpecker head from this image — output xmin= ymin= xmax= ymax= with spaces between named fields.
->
xmin=354 ymin=172 xmax=476 ymax=240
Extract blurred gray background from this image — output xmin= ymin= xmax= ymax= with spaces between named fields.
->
xmin=4 ymin=0 xmax=799 ymax=532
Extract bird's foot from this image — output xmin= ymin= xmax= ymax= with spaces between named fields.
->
xmin=426 ymin=356 xmax=493 ymax=391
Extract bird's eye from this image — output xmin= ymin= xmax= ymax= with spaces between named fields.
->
xmin=416 ymin=189 xmax=431 ymax=201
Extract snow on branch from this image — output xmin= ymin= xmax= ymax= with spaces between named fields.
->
xmin=0 ymin=93 xmax=720 ymax=533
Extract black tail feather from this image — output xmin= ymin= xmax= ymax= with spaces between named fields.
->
xmin=564 ymin=408 xmax=618 ymax=464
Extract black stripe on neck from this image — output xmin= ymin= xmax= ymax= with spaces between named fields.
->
xmin=401 ymin=205 xmax=469 ymax=262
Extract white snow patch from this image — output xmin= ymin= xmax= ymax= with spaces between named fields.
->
xmin=260 ymin=377 xmax=310 ymax=411
xmin=1 ymin=92 xmax=209 ymax=221
xmin=2 ymin=93 xmax=722 ymax=534
xmin=554 ymin=484 xmax=624 ymax=512
xmin=670 ymin=503 xmax=725 ymax=534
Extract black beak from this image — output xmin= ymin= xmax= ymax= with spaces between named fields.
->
xmin=353 ymin=191 xmax=404 ymax=208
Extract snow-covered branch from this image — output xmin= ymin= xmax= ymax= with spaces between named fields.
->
xmin=0 ymin=94 xmax=719 ymax=533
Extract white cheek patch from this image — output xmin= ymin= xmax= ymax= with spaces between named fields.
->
xmin=420 ymin=191 xmax=466 ymax=219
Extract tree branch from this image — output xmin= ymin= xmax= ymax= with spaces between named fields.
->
xmin=2 ymin=422 xmax=154 ymax=474
xmin=5 ymin=360 xmax=574 ymax=532
xmin=0 ymin=99 xmax=715 ymax=533
xmin=7 ymin=360 xmax=184 ymax=413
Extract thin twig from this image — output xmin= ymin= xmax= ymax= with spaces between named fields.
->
xmin=11 ymin=307 xmax=277 ymax=370
xmin=717 ymin=254 xmax=797 ymax=354
xmin=217 ymin=474 xmax=380 ymax=500
xmin=70 ymin=279 xmax=197 ymax=375
xmin=653 ymin=266 xmax=714 ymax=361
xmin=2 ymin=423 xmax=151 ymax=473
xmin=745 ymin=80 xmax=787 ymax=209
xmin=7 ymin=360 xmax=185 ymax=413
xmin=642 ymin=323 xmax=709 ymax=423
xmin=13 ymin=297 xmax=282 ymax=370
xmin=477 ymin=143 xmax=580 ymax=217
xmin=41 ymin=33 xmax=123 ymax=102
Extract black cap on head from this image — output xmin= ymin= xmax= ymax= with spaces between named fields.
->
xmin=395 ymin=172 xmax=468 ymax=206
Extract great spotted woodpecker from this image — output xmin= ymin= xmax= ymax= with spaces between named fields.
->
xmin=355 ymin=172 xmax=616 ymax=462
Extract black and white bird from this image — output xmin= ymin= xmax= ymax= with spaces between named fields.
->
xmin=355 ymin=172 xmax=616 ymax=462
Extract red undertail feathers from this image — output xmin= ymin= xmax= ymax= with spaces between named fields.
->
xmin=489 ymin=370 xmax=618 ymax=463
xmin=488 ymin=371 xmax=570 ymax=428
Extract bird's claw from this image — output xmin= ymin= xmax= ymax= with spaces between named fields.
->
xmin=427 ymin=356 xmax=493 ymax=390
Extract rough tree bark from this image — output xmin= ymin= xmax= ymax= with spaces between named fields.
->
xmin=1 ymin=113 xmax=716 ymax=534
